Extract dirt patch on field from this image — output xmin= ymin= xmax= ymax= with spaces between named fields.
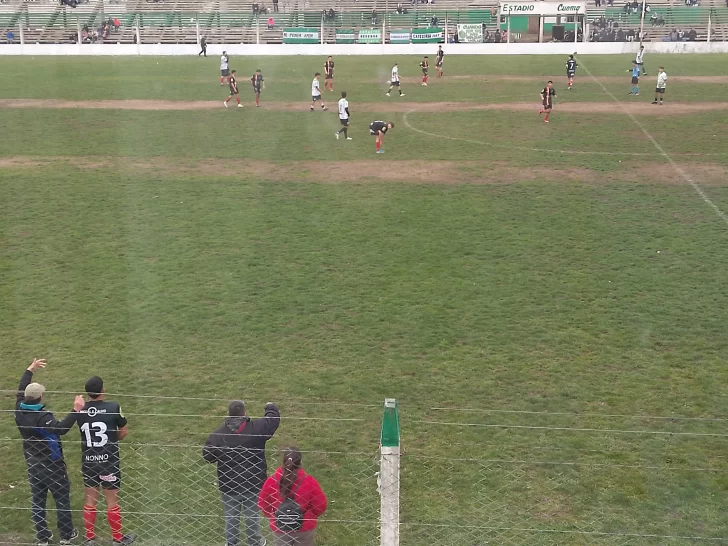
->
xmin=1 ymin=98 xmax=727 ymax=116
xmin=1 ymin=155 xmax=727 ymax=186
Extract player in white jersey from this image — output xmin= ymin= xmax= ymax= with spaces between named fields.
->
xmin=386 ymin=63 xmax=405 ymax=97
xmin=335 ymin=91 xmax=352 ymax=140
xmin=652 ymin=67 xmax=667 ymax=105
xmin=310 ymin=73 xmax=327 ymax=111
xmin=220 ymin=52 xmax=230 ymax=86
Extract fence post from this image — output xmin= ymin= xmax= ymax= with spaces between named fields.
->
xmin=707 ymin=12 xmax=711 ymax=43
xmin=19 ymin=20 xmax=24 ymax=46
xmin=380 ymin=398 xmax=400 ymax=546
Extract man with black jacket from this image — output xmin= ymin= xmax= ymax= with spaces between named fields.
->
xmin=203 ymin=401 xmax=280 ymax=546
xmin=15 ymin=358 xmax=84 ymax=546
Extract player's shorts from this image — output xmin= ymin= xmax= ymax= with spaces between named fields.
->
xmin=253 ymin=87 xmax=261 ymax=94
xmin=436 ymin=60 xmax=443 ymax=68
xmin=221 ymin=69 xmax=230 ymax=76
xmin=312 ymin=95 xmax=322 ymax=101
xmin=391 ymin=81 xmax=400 ymax=87
xmin=229 ymin=88 xmax=239 ymax=95
xmin=655 ymin=87 xmax=665 ymax=94
xmin=631 ymin=76 xmax=639 ymax=84
xmin=542 ymin=101 xmax=552 ymax=109
xmin=82 ymin=464 xmax=121 ymax=490
xmin=421 ymin=69 xmax=428 ymax=75
xmin=567 ymin=71 xmax=575 ymax=77
xmin=339 ymin=118 xmax=349 ymax=126
xmin=325 ymin=74 xmax=333 ymax=80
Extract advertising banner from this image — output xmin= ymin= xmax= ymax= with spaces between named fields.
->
xmin=358 ymin=29 xmax=382 ymax=44
xmin=411 ymin=27 xmax=443 ymax=43
xmin=335 ymin=29 xmax=355 ymax=44
xmin=389 ymin=29 xmax=410 ymax=43
xmin=282 ymin=28 xmax=319 ymax=44
xmin=457 ymin=23 xmax=484 ymax=43
xmin=500 ymin=2 xmax=586 ymax=15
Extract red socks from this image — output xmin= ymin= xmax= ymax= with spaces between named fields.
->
xmin=107 ymin=506 xmax=123 ymax=543
xmin=255 ymin=95 xmax=260 ymax=105
xmin=236 ymin=95 xmax=240 ymax=105
xmin=376 ymin=141 xmax=381 ymax=152
xmin=225 ymin=97 xmax=231 ymax=103
xmin=220 ymin=76 xmax=224 ymax=84
xmin=422 ymin=76 xmax=428 ymax=84
xmin=83 ymin=505 xmax=97 ymax=540
xmin=544 ymin=112 xmax=550 ymax=121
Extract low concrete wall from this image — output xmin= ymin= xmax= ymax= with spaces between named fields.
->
xmin=1 ymin=41 xmax=728 ymax=55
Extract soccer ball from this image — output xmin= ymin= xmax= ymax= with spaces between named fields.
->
xmin=386 ymin=80 xmax=391 ymax=85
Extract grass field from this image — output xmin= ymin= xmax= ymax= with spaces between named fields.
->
xmin=0 ymin=54 xmax=727 ymax=546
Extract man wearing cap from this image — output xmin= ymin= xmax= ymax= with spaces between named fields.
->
xmin=203 ymin=400 xmax=280 ymax=546
xmin=15 ymin=358 xmax=85 ymax=546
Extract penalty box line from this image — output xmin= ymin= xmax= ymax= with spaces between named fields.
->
xmin=579 ymin=59 xmax=728 ymax=227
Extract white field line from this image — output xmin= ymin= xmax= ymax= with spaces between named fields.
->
xmin=578 ymin=60 xmax=728 ymax=227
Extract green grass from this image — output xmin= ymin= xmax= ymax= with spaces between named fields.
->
xmin=0 ymin=55 xmax=727 ymax=546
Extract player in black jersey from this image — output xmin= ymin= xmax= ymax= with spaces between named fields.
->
xmin=370 ymin=120 xmax=394 ymax=154
xmin=224 ymin=70 xmax=242 ymax=109
xmin=539 ymin=81 xmax=556 ymax=123
xmin=436 ymin=45 xmax=444 ymax=77
xmin=566 ymin=55 xmax=578 ymax=89
xmin=251 ymin=69 xmax=264 ymax=107
xmin=77 ymin=376 xmax=136 ymax=546
xmin=420 ymin=56 xmax=429 ymax=86
xmin=324 ymin=56 xmax=335 ymax=92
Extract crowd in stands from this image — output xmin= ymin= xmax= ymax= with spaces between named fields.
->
xmin=664 ymin=27 xmax=698 ymax=40
xmin=589 ymin=16 xmax=642 ymax=41
xmin=593 ymin=0 xmax=615 ymax=7
xmin=70 ymin=18 xmax=121 ymax=43
xmin=252 ymin=2 xmax=270 ymax=14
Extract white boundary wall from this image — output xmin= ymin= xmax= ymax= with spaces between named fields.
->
xmin=1 ymin=41 xmax=728 ymax=56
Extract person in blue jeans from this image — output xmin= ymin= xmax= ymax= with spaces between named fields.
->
xmin=203 ymin=400 xmax=280 ymax=546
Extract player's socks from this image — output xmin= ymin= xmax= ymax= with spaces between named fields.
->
xmin=107 ymin=506 xmax=123 ymax=543
xmin=544 ymin=113 xmax=550 ymax=122
xmin=225 ymin=97 xmax=231 ymax=103
xmin=83 ymin=505 xmax=97 ymax=540
xmin=236 ymin=96 xmax=240 ymax=105
xmin=376 ymin=141 xmax=381 ymax=152
xmin=256 ymin=96 xmax=259 ymax=106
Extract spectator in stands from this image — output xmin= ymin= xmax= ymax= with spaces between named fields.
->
xmin=501 ymin=29 xmax=508 ymax=42
xmin=396 ymin=3 xmax=404 ymax=14
xmin=258 ymin=447 xmax=328 ymax=546
xmin=203 ymin=401 xmax=280 ymax=546
xmin=267 ymin=16 xmax=275 ymax=29
xmin=687 ymin=27 xmax=697 ymax=40
xmin=595 ymin=0 xmax=601 ymax=6
xmin=273 ymin=0 xmax=278 ymax=12
xmin=606 ymin=0 xmax=614 ymax=5
xmin=430 ymin=15 xmax=438 ymax=27
xmin=252 ymin=2 xmax=259 ymax=14
xmin=199 ymin=36 xmax=207 ymax=56
xmin=371 ymin=9 xmax=377 ymax=25
xmin=626 ymin=28 xmax=635 ymax=40
xmin=616 ymin=28 xmax=624 ymax=41
xmin=669 ymin=27 xmax=679 ymax=40
xmin=7 ymin=30 xmax=14 ymax=43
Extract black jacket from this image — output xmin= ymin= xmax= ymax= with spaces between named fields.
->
xmin=14 ymin=370 xmax=77 ymax=465
xmin=202 ymin=404 xmax=280 ymax=493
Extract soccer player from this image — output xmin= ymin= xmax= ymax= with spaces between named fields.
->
xmin=420 ymin=56 xmax=429 ymax=86
xmin=324 ymin=56 xmax=335 ymax=92
xmin=251 ymin=69 xmax=264 ymax=107
xmin=539 ymin=81 xmax=556 ymax=123
xmin=335 ymin=91 xmax=352 ymax=140
xmin=629 ymin=61 xmax=641 ymax=95
xmin=370 ymin=120 xmax=393 ymax=154
xmin=566 ymin=54 xmax=577 ymax=89
xmin=224 ymin=70 xmax=242 ymax=108
xmin=220 ymin=51 xmax=229 ymax=85
xmin=436 ymin=45 xmax=444 ymax=77
xmin=310 ymin=72 xmax=327 ymax=111
xmin=386 ymin=63 xmax=405 ymax=97
xmin=652 ymin=67 xmax=667 ymax=105
xmin=77 ymin=376 xmax=136 ymax=545
xmin=15 ymin=358 xmax=84 ymax=546
xmin=635 ymin=45 xmax=647 ymax=76
xmin=198 ymin=35 xmax=207 ymax=57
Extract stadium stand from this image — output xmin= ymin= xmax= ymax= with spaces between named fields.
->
xmin=0 ymin=0 xmax=726 ymax=43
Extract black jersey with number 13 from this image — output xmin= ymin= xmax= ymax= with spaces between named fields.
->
xmin=77 ymin=400 xmax=127 ymax=465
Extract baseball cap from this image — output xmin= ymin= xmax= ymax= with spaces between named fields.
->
xmin=24 ymin=382 xmax=45 ymax=400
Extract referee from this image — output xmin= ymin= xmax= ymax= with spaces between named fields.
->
xmin=15 ymin=358 xmax=84 ymax=546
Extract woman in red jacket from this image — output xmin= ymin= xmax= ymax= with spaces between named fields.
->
xmin=258 ymin=447 xmax=327 ymax=546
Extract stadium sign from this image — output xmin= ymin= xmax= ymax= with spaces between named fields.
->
xmin=282 ymin=28 xmax=319 ymax=44
xmin=358 ymin=29 xmax=382 ymax=44
xmin=335 ymin=29 xmax=355 ymax=44
xmin=389 ymin=30 xmax=411 ymax=44
xmin=411 ymin=27 xmax=444 ymax=43
xmin=499 ymin=2 xmax=586 ymax=15
xmin=457 ymin=23 xmax=484 ymax=43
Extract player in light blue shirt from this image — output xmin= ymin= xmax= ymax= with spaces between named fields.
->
xmin=629 ymin=62 xmax=641 ymax=96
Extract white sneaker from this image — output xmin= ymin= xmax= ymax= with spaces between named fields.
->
xmin=335 ymin=132 xmax=339 ymax=139
xmin=422 ymin=82 xmax=427 ymax=86
xmin=346 ymin=137 xmax=352 ymax=140
xmin=223 ymin=101 xmax=228 ymax=108
xmin=385 ymin=93 xmax=390 ymax=96
xmin=400 ymin=93 xmax=405 ymax=97
xmin=237 ymin=104 xmax=243 ymax=108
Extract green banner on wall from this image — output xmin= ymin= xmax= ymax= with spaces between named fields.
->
xmin=411 ymin=27 xmax=443 ymax=43
xmin=389 ymin=29 xmax=410 ymax=43
xmin=283 ymin=28 xmax=319 ymax=44
xmin=335 ymin=29 xmax=355 ymax=44
xmin=358 ymin=29 xmax=382 ymax=44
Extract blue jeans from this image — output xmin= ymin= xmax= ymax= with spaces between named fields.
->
xmin=221 ymin=490 xmax=263 ymax=546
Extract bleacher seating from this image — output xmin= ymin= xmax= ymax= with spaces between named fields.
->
xmin=0 ymin=0 xmax=726 ymax=44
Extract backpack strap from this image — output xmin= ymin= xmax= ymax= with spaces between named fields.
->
xmin=284 ymin=475 xmax=306 ymax=499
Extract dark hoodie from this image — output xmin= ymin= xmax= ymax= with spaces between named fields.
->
xmin=14 ymin=370 xmax=77 ymax=465
xmin=202 ymin=403 xmax=280 ymax=494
